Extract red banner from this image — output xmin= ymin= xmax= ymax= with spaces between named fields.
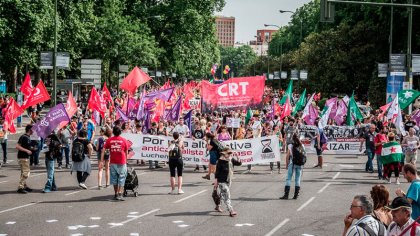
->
xmin=21 ymin=80 xmax=50 ymax=110
xmin=201 ymin=76 xmax=265 ymax=112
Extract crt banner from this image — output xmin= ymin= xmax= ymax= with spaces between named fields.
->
xmin=201 ymin=76 xmax=265 ymax=113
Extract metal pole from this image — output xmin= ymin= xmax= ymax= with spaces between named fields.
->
xmin=298 ymin=18 xmax=303 ymax=92
xmin=53 ymin=0 xmax=57 ymax=106
xmin=389 ymin=0 xmax=394 ymax=56
xmin=408 ymin=0 xmax=413 ymax=114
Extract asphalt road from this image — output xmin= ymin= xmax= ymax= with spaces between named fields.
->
xmin=0 ymin=126 xmax=413 ymax=236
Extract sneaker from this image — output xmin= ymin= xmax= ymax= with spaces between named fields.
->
xmin=98 ymin=186 xmax=102 ymax=190
xmin=215 ymin=206 xmax=223 ymax=212
xmin=202 ymin=175 xmax=210 ymax=180
xmin=396 ymin=180 xmax=401 ymax=185
xmin=278 ymin=169 xmax=281 ymax=174
xmin=178 ymin=189 xmax=184 ymax=195
xmin=194 ymin=167 xmax=199 ymax=172
xmin=42 ymin=189 xmax=51 ymax=193
xmin=313 ymin=165 xmax=319 ymax=168
xmin=24 ymin=187 xmax=33 ymax=192
xmin=79 ymin=183 xmax=88 ymax=190
xmin=155 ymin=165 xmax=163 ymax=169
xmin=168 ymin=189 xmax=175 ymax=195
xmin=65 ymin=164 xmax=71 ymax=169
xmin=113 ymin=194 xmax=118 ymax=200
xmin=57 ymin=165 xmax=62 ymax=170
xmin=388 ymin=178 xmax=392 ymax=184
xmin=229 ymin=211 xmax=237 ymax=217
xmin=17 ymin=188 xmax=28 ymax=194
xmin=117 ymin=194 xmax=125 ymax=201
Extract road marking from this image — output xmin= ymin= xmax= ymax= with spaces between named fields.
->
xmin=0 ymin=202 xmax=40 ymax=214
xmin=302 ymin=234 xmax=315 ymax=236
xmin=235 ymin=223 xmax=254 ymax=227
xmin=173 ymin=190 xmax=207 ymax=203
xmin=178 ymin=224 xmax=189 ymax=228
xmin=264 ymin=218 xmax=290 ymax=236
xmin=30 ymin=173 xmax=45 ymax=178
xmin=339 ymin=164 xmax=354 ymax=168
xmin=65 ymin=191 xmax=82 ymax=196
xmin=110 ymin=209 xmax=160 ymax=228
xmin=0 ymin=181 xmax=8 ymax=184
xmin=90 ymin=217 xmax=101 ymax=220
xmin=173 ymin=220 xmax=184 ymax=223
xmin=88 ymin=225 xmax=99 ymax=228
xmin=332 ymin=172 xmax=341 ymax=180
xmin=46 ymin=220 xmax=58 ymax=223
xmin=68 ymin=225 xmax=87 ymax=230
xmin=130 ymin=233 xmax=139 ymax=236
xmin=317 ymin=183 xmax=332 ymax=193
xmin=5 ymin=222 xmax=16 ymax=225
xmin=297 ymin=197 xmax=316 ymax=212
xmin=128 ymin=212 xmax=139 ymax=215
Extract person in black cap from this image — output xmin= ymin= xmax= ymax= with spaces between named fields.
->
xmin=387 ymin=197 xmax=420 ymax=235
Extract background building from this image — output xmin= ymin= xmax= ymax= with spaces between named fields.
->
xmin=247 ymin=29 xmax=277 ymax=56
xmin=215 ymin=16 xmax=235 ymax=47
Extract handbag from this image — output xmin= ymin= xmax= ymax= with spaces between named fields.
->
xmin=212 ymin=188 xmax=221 ymax=206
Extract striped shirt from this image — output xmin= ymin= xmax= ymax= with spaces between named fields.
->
xmin=388 ymin=219 xmax=420 ymax=236
xmin=345 ymin=215 xmax=387 ymax=236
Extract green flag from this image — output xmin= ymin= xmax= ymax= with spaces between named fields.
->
xmin=381 ymin=141 xmax=403 ymax=165
xmin=245 ymin=107 xmax=253 ymax=125
xmin=398 ymin=89 xmax=420 ymax=110
xmin=279 ymin=80 xmax=293 ymax=105
xmin=292 ymin=89 xmax=306 ymax=116
xmin=346 ymin=93 xmax=364 ymax=126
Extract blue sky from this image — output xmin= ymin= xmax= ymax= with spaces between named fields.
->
xmin=218 ymin=0 xmax=312 ymax=43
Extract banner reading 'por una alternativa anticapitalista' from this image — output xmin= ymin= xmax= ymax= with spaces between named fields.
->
xmin=121 ymin=133 xmax=280 ymax=165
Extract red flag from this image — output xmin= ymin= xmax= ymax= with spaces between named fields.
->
xmin=88 ymin=87 xmax=107 ymax=117
xmin=102 ymin=82 xmax=113 ymax=103
xmin=4 ymin=98 xmax=24 ymax=133
xmin=21 ymin=80 xmax=50 ymax=110
xmin=20 ymin=73 xmax=33 ymax=98
xmin=281 ymin=97 xmax=292 ymax=120
xmin=57 ymin=91 xmax=78 ymax=129
xmin=152 ymin=99 xmax=165 ymax=123
xmin=120 ymin=67 xmax=151 ymax=95
xmin=274 ymin=103 xmax=282 ymax=115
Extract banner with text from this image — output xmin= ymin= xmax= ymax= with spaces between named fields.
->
xmin=121 ymin=133 xmax=280 ymax=165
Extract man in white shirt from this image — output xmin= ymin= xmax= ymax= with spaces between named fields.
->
xmin=387 ymin=196 xmax=420 ymax=236
xmin=172 ymin=118 xmax=190 ymax=137
xmin=343 ymin=195 xmax=386 ymax=236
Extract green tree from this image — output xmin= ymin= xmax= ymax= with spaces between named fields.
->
xmin=219 ymin=45 xmax=257 ymax=77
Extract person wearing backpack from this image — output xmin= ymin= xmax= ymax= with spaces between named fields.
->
xmin=313 ymin=119 xmax=326 ymax=169
xmin=71 ymin=129 xmax=93 ymax=190
xmin=387 ymin=197 xmax=420 ymax=236
xmin=42 ymin=130 xmax=62 ymax=193
xmin=343 ymin=195 xmax=386 ymax=236
xmin=168 ymin=132 xmax=184 ymax=195
xmin=280 ymin=133 xmax=306 ymax=200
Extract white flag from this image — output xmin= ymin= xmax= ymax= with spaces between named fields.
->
xmin=386 ymin=94 xmax=399 ymax=121
xmin=302 ymin=93 xmax=315 ymax=120
xmin=318 ymin=105 xmax=333 ymax=129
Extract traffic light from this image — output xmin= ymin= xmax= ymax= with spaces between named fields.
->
xmin=320 ymin=0 xmax=335 ymax=23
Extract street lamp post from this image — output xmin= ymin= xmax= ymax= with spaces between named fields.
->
xmin=53 ymin=0 xmax=57 ymax=106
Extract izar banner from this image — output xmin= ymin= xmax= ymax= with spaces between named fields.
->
xmin=299 ymin=125 xmax=366 ymax=155
xmin=121 ymin=133 xmax=280 ymax=165
xmin=201 ymin=76 xmax=265 ymax=113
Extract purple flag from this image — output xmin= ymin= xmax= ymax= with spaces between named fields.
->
xmin=165 ymin=96 xmax=182 ymax=121
xmin=334 ymin=99 xmax=348 ymax=125
xmin=303 ymin=104 xmax=319 ymax=125
xmin=326 ymin=97 xmax=338 ymax=119
xmin=142 ymin=110 xmax=152 ymax=133
xmin=183 ymin=110 xmax=193 ymax=137
xmin=32 ymin=103 xmax=70 ymax=139
xmin=136 ymin=88 xmax=146 ymax=120
xmin=127 ymin=98 xmax=139 ymax=119
xmin=144 ymin=87 xmax=174 ymax=102
xmin=412 ymin=109 xmax=420 ymax=125
xmin=116 ymin=107 xmax=129 ymax=122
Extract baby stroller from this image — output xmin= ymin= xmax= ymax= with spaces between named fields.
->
xmin=123 ymin=168 xmax=139 ymax=197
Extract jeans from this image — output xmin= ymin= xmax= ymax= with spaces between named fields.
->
xmin=60 ymin=145 xmax=70 ymax=165
xmin=44 ymin=159 xmax=56 ymax=191
xmin=285 ymin=163 xmax=303 ymax=187
xmin=77 ymin=171 xmax=89 ymax=184
xmin=376 ymin=154 xmax=383 ymax=178
xmin=1 ymin=140 xmax=7 ymax=162
xmin=365 ymin=150 xmax=374 ymax=172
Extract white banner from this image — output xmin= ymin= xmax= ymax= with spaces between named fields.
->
xmin=121 ymin=134 xmax=280 ymax=165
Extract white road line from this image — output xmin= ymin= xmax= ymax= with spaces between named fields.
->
xmin=317 ymin=183 xmax=332 ymax=194
xmin=0 ymin=180 xmax=8 ymax=184
xmin=264 ymin=218 xmax=290 ymax=236
xmin=0 ymin=202 xmax=40 ymax=214
xmin=297 ymin=197 xmax=316 ymax=212
xmin=173 ymin=190 xmax=207 ymax=203
xmin=30 ymin=173 xmax=45 ymax=178
xmin=110 ymin=209 xmax=160 ymax=228
xmin=65 ymin=191 xmax=82 ymax=196
xmin=332 ymin=172 xmax=341 ymax=180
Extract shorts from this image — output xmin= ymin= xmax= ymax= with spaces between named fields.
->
xmin=169 ymin=158 xmax=183 ymax=177
xmin=110 ymin=164 xmax=127 ymax=186
xmin=97 ymin=152 xmax=110 ymax=161
xmin=315 ymin=147 xmax=323 ymax=156
xmin=405 ymin=153 xmax=417 ymax=163
xmin=209 ymin=151 xmax=219 ymax=165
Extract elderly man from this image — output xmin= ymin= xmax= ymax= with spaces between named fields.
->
xmin=396 ymin=164 xmax=420 ymax=220
xmin=387 ymin=197 xmax=420 ymax=236
xmin=343 ymin=195 xmax=386 ymax=236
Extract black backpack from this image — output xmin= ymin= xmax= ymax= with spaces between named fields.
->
xmin=50 ymin=139 xmax=62 ymax=158
xmin=168 ymin=142 xmax=181 ymax=160
xmin=212 ymin=139 xmax=225 ymax=154
xmin=71 ymin=140 xmax=85 ymax=162
xmin=292 ymin=145 xmax=307 ymax=166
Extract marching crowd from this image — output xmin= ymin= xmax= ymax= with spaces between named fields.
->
xmin=2 ymin=84 xmax=420 ymax=231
